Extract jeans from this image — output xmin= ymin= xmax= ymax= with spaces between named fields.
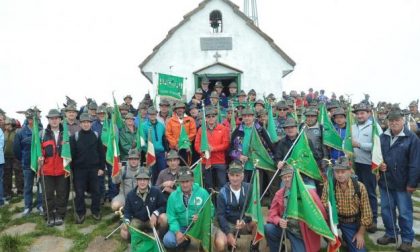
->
xmin=99 ymin=163 xmax=118 ymax=200
xmin=0 ymin=164 xmax=4 ymax=205
xmin=264 ymin=223 xmax=305 ymax=252
xmin=73 ymin=169 xmax=100 ymax=216
xmin=23 ymin=168 xmax=42 ymax=210
xmin=355 ymin=162 xmax=377 ymax=223
xmin=380 ymin=186 xmax=414 ymax=243
xmin=203 ymin=164 xmax=227 ymax=191
xmin=151 ymin=151 xmax=166 ymax=186
xmin=163 ymin=227 xmax=190 ymax=249
xmin=339 ymin=223 xmax=367 ymax=252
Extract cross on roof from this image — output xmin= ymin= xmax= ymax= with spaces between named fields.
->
xmin=213 ymin=52 xmax=221 ymax=62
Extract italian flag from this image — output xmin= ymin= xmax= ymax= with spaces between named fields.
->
xmin=327 ymin=168 xmax=341 ymax=252
xmin=200 ymin=108 xmax=211 ymax=160
xmin=106 ymin=103 xmax=121 ymax=177
xmin=371 ymin=117 xmax=383 ymax=173
xmin=146 ymin=127 xmax=156 ymax=167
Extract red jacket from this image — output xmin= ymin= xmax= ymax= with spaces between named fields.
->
xmin=194 ymin=124 xmax=230 ymax=165
xmin=267 ymin=188 xmax=327 ymax=252
xmin=41 ymin=125 xmax=65 ymax=176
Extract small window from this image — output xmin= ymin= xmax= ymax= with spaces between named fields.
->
xmin=209 ymin=10 xmax=222 ymax=33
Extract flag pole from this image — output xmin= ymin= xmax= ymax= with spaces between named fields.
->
xmin=382 ymin=171 xmax=399 ymax=249
xmin=183 ymin=192 xmax=213 ymax=235
xmin=260 ymin=125 xmax=307 ymax=201
xmin=146 ymin=206 xmax=165 ymax=252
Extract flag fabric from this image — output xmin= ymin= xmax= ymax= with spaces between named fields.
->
xmin=286 ymin=132 xmax=323 ymax=181
xmin=217 ymin=102 xmax=223 ymax=124
xmin=245 ymin=170 xmax=265 ymax=244
xmin=193 ymin=161 xmax=203 ymax=187
xmin=230 ymin=103 xmax=236 ymax=135
xmin=106 ymin=110 xmax=121 ymax=177
xmin=248 ymin=126 xmax=276 ymax=171
xmin=326 ymin=167 xmax=341 ymax=252
xmin=30 ymin=115 xmax=42 ymax=173
xmin=371 ymin=116 xmax=383 ymax=173
xmin=101 ymin=113 xmax=110 ymax=147
xmin=200 ymin=109 xmax=211 ymax=160
xmin=178 ymin=124 xmax=190 ymax=151
xmin=267 ymin=103 xmax=279 ymax=143
xmin=129 ymin=226 xmax=160 ymax=252
xmin=318 ymin=103 xmax=343 ymax=151
xmin=136 ymin=116 xmax=146 ymax=151
xmin=113 ymin=94 xmax=124 ymax=129
xmin=186 ymin=194 xmax=213 ymax=252
xmin=342 ymin=105 xmax=354 ymax=157
xmin=61 ymin=118 xmax=72 ymax=176
xmin=146 ymin=127 xmax=156 ymax=167
xmin=286 ymin=170 xmax=335 ymax=241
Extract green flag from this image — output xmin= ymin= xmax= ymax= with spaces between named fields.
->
xmin=326 ymin=166 xmax=342 ymax=251
xmin=286 ymin=132 xmax=322 ymax=181
xmin=286 ymin=170 xmax=335 ymax=241
xmin=113 ymin=94 xmax=124 ymax=129
xmin=245 ymin=170 xmax=265 ymax=245
xmin=267 ymin=103 xmax=279 ymax=143
xmin=193 ymin=161 xmax=203 ymax=187
xmin=30 ymin=115 xmax=42 ymax=173
xmin=217 ymin=102 xmax=223 ymax=124
xmin=106 ymin=109 xmax=121 ymax=177
xmin=200 ymin=109 xmax=210 ymax=159
xmin=178 ymin=124 xmax=190 ymax=151
xmin=230 ymin=103 xmax=236 ymax=135
xmin=249 ymin=127 xmax=276 ymax=171
xmin=129 ymin=226 xmax=160 ymax=252
xmin=186 ymin=194 xmax=213 ymax=252
xmin=318 ymin=103 xmax=343 ymax=151
xmin=61 ymin=118 xmax=72 ymax=176
xmin=101 ymin=113 xmax=110 ymax=147
xmin=342 ymin=105 xmax=354 ymax=157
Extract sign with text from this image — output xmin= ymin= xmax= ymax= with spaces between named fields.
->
xmin=157 ymin=73 xmax=184 ymax=100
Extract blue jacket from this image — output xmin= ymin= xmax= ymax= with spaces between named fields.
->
xmin=91 ymin=119 xmax=103 ymax=135
xmin=13 ymin=123 xmax=41 ymax=169
xmin=217 ymin=182 xmax=252 ymax=234
xmin=379 ymin=127 xmax=420 ymax=191
xmin=124 ymin=186 xmax=167 ymax=222
xmin=143 ymin=120 xmax=167 ymax=152
xmin=0 ymin=128 xmax=4 ymax=164
xmin=330 ymin=123 xmax=346 ymax=162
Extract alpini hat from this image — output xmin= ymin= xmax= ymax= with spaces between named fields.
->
xmin=128 ymin=149 xmax=140 ymax=159
xmin=228 ymin=161 xmax=244 ymax=174
xmin=46 ymin=109 xmax=61 ymax=119
xmin=333 ymin=156 xmax=352 ymax=170
xmin=177 ymin=167 xmax=194 ymax=182
xmin=79 ymin=113 xmax=92 ymax=122
xmin=135 ymin=167 xmax=150 ymax=179
xmin=167 ymin=150 xmax=180 ymax=159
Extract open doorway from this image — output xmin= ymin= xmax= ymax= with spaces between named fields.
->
xmin=196 ymin=74 xmax=241 ymax=97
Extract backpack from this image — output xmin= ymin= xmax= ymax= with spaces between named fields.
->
xmin=334 ymin=175 xmax=361 ymax=200
xmin=74 ymin=130 xmax=98 ymax=142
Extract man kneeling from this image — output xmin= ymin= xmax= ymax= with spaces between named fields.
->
xmin=214 ymin=161 xmax=259 ymax=252
xmin=122 ymin=168 xmax=167 ymax=240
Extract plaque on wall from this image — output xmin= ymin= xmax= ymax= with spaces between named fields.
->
xmin=200 ymin=37 xmax=232 ymax=51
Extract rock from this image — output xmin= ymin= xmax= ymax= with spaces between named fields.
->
xmin=54 ymin=223 xmax=66 ymax=232
xmin=1 ymin=223 xmax=36 ymax=236
xmin=79 ymin=224 xmax=98 ymax=235
xmin=85 ymin=236 xmax=119 ymax=252
xmin=103 ymin=213 xmax=115 ymax=221
xmin=29 ymin=235 xmax=73 ymax=252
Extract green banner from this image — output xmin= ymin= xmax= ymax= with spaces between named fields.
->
xmin=158 ymin=73 xmax=183 ymax=100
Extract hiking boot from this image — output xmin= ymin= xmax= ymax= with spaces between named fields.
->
xmin=398 ymin=242 xmax=412 ymax=252
xmin=249 ymin=241 xmax=260 ymax=252
xmin=22 ymin=208 xmax=32 ymax=217
xmin=55 ymin=216 xmax=64 ymax=226
xmin=37 ymin=206 xmax=44 ymax=216
xmin=366 ymin=223 xmax=377 ymax=233
xmin=92 ymin=212 xmax=101 ymax=221
xmin=377 ymin=235 xmax=397 ymax=245
xmin=47 ymin=218 xmax=55 ymax=227
xmin=75 ymin=214 xmax=85 ymax=224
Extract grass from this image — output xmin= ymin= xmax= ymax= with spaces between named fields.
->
xmin=0 ymin=234 xmax=31 ymax=252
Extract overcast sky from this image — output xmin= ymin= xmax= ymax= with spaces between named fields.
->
xmin=1 ymin=0 xmax=419 ymax=121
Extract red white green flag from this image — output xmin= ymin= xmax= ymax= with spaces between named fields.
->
xmin=106 ymin=107 xmax=121 ymax=177
xmin=146 ymin=127 xmax=156 ymax=167
xmin=61 ymin=118 xmax=72 ymax=176
xmin=371 ymin=116 xmax=383 ymax=173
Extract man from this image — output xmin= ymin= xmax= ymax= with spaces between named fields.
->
xmin=274 ymin=101 xmax=289 ymax=139
xmin=214 ymin=81 xmax=228 ymax=108
xmin=3 ymin=117 xmax=23 ymax=200
xmin=248 ymin=89 xmax=257 ymax=103
xmin=229 ymin=107 xmax=274 ymax=182
xmin=351 ymin=103 xmax=378 ymax=232
xmin=119 ymin=103 xmax=130 ymax=118
xmin=330 ymin=107 xmax=346 ymax=162
xmin=163 ymin=167 xmax=210 ymax=250
xmin=408 ymin=100 xmax=420 ymax=137
xmin=256 ymin=109 xmax=268 ymax=128
xmin=91 ymin=105 xmax=107 ymax=135
xmin=227 ymin=82 xmax=238 ymax=103
xmin=266 ymin=166 xmax=327 ymax=252
xmin=0 ymin=113 xmax=5 ymax=131
xmin=157 ymin=98 xmax=171 ymax=125
xmin=122 ymin=167 xmax=168 ymax=240
xmin=111 ymin=148 xmax=141 ymax=212
xmin=376 ymin=107 xmax=388 ymax=132
xmin=200 ymin=77 xmax=212 ymax=104
xmin=304 ymin=107 xmax=329 ymax=169
xmin=0 ymin=125 xmax=4 ymax=207
xmin=318 ymin=89 xmax=329 ymax=103
xmin=376 ymin=108 xmax=420 ymax=252
xmin=70 ymin=113 xmax=105 ymax=224
xmin=13 ymin=109 xmax=43 ymax=216
xmin=215 ymin=161 xmax=259 ymax=252
xmin=135 ymin=102 xmax=149 ymax=127
xmin=119 ymin=113 xmax=137 ymax=162
xmin=194 ymin=107 xmax=230 ymax=191
xmin=254 ymin=99 xmax=265 ymax=113
xmin=144 ymin=106 xmax=168 ymax=185
xmin=39 ymin=109 xmax=69 ymax=226
xmin=165 ymin=102 xmax=196 ymax=164
xmin=306 ymin=88 xmax=315 ymax=104
xmin=156 ymin=150 xmax=180 ymax=198
xmin=321 ymin=157 xmax=373 ymax=252
xmin=87 ymin=101 xmax=98 ymax=121
xmin=266 ymin=93 xmax=276 ymax=106
xmin=123 ymin=94 xmax=137 ymax=116
xmin=237 ymin=90 xmax=247 ymax=104
xmin=188 ymin=88 xmax=204 ymax=111
xmin=65 ymin=104 xmax=80 ymax=136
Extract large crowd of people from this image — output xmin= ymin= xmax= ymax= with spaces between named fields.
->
xmin=0 ymin=79 xmax=419 ymax=252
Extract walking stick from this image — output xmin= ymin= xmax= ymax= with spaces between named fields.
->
xmin=146 ymin=206 xmax=165 ymax=252
xmin=105 ymin=207 xmax=124 ymax=240
xmin=260 ymin=125 xmax=307 ymax=201
xmin=382 ymin=171 xmax=399 ymax=249
xmin=278 ymin=189 xmax=290 ymax=252
xmin=69 ymin=170 xmax=77 ymax=220
xmin=38 ymin=163 xmax=51 ymax=224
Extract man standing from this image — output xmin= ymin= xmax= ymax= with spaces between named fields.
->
xmin=70 ymin=113 xmax=105 ymax=224
xmin=274 ymin=101 xmax=289 ymax=139
xmin=123 ymin=95 xmax=137 ymax=116
xmin=330 ymin=107 xmax=346 ymax=162
xmin=214 ymin=161 xmax=259 ymax=252
xmin=304 ymin=107 xmax=329 ymax=170
xmin=194 ymin=107 xmax=230 ymax=191
xmin=227 ymin=82 xmax=238 ymax=103
xmin=408 ymin=100 xmax=420 ymax=137
xmin=0 ymin=125 xmax=4 ymax=207
xmin=376 ymin=108 xmax=420 ymax=252
xmin=39 ymin=109 xmax=69 ymax=226
xmin=214 ymin=81 xmax=228 ymax=108
xmin=65 ymin=104 xmax=80 ymax=136
xmin=351 ymin=103 xmax=378 ymax=232
xmin=163 ymin=167 xmax=210 ymax=251
xmin=119 ymin=113 xmax=137 ymax=162
xmin=157 ymin=99 xmax=171 ymax=125
xmin=122 ymin=167 xmax=168 ymax=240
xmin=322 ymin=157 xmax=373 ymax=252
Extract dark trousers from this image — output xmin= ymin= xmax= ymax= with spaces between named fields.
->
xmin=151 ymin=151 xmax=166 ymax=186
xmin=355 ymin=162 xmax=378 ymax=223
xmin=99 ymin=163 xmax=118 ymax=200
xmin=3 ymin=158 xmax=23 ymax=196
xmin=40 ymin=175 xmax=70 ymax=219
xmin=203 ymin=164 xmax=227 ymax=191
xmin=73 ymin=169 xmax=100 ymax=216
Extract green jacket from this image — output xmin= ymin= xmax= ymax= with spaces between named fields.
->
xmin=166 ymin=183 xmax=210 ymax=233
xmin=118 ymin=126 xmax=136 ymax=161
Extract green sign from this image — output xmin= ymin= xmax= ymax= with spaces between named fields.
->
xmin=158 ymin=73 xmax=183 ymax=100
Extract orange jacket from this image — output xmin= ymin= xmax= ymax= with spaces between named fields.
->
xmin=165 ymin=115 xmax=197 ymax=150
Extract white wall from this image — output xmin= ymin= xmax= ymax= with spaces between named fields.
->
xmin=142 ymin=0 xmax=293 ymax=100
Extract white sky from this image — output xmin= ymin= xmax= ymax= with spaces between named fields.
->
xmin=1 ymin=0 xmax=419 ymax=122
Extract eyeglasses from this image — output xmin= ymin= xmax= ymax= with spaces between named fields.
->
xmin=278 ymin=109 xmax=287 ymax=111
xmin=206 ymin=115 xmax=216 ymax=118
